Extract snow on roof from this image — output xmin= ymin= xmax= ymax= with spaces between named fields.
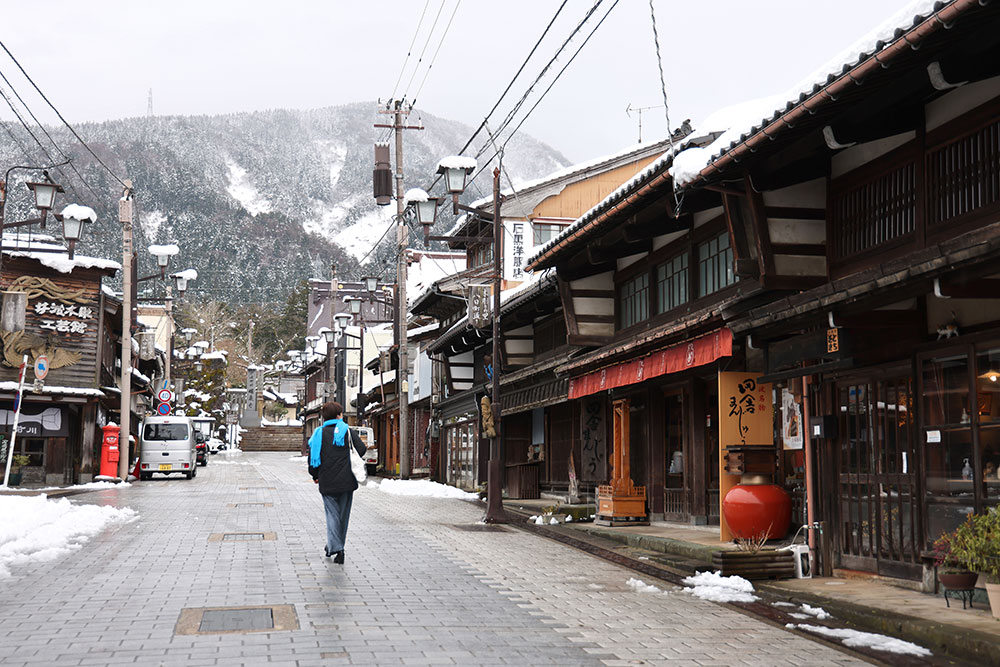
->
xmin=408 ymin=322 xmax=440 ymax=337
xmin=148 ymin=243 xmax=180 ymax=257
xmin=60 ymin=203 xmax=97 ymax=222
xmin=2 ymin=234 xmax=121 ymax=274
xmin=0 ymin=381 xmax=105 ymax=398
xmin=101 ymin=284 xmax=118 ymax=298
xmin=444 ymin=213 xmax=468 ymax=238
xmin=404 ymin=188 xmax=430 ymax=204
xmin=670 ymin=0 xmax=950 ymax=185
xmin=201 ymin=351 xmax=228 ymax=362
xmin=194 ymin=341 xmax=210 ymax=348
xmin=528 ymin=0 xmax=952 ymax=267
xmin=172 ymin=268 xmax=198 ymax=281
xmin=131 ymin=367 xmax=151 ymax=384
xmin=438 ymin=155 xmax=476 ymax=171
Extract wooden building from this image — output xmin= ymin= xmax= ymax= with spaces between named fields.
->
xmin=527 ymin=0 xmax=1000 ymax=582
xmin=0 ymin=237 xmax=153 ymax=484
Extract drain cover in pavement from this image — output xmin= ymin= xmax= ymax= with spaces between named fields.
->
xmin=200 ymin=608 xmax=273 ymax=632
xmin=208 ymin=532 xmax=277 ymax=542
xmin=451 ymin=524 xmax=510 ymax=532
xmin=228 ymin=502 xmax=273 ymax=507
xmin=175 ymin=605 xmax=299 ymax=635
xmin=239 ymin=486 xmax=276 ymax=490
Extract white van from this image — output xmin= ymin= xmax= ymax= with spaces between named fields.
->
xmin=139 ymin=416 xmax=198 ymax=480
xmin=355 ymin=426 xmax=377 ymax=475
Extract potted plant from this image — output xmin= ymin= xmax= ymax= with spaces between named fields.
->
xmin=931 ymin=530 xmax=979 ymax=591
xmin=712 ymin=526 xmax=796 ymax=580
xmin=8 ymin=454 xmax=31 ymax=486
xmin=949 ymin=507 xmax=1000 ymax=618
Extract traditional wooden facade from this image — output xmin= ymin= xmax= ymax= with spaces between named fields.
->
xmin=0 ymin=240 xmax=154 ymax=484
xmin=527 ymin=0 xmax=1000 ymax=582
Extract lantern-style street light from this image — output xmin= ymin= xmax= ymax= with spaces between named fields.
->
xmin=320 ymin=327 xmax=335 ymax=345
xmin=363 ymin=275 xmax=379 ymax=293
xmin=437 ymin=156 xmax=476 ymax=195
xmin=404 ymin=188 xmax=439 ymax=240
xmin=171 ymin=268 xmax=198 ymax=297
xmin=347 ymin=296 xmax=362 ymax=315
xmin=334 ymin=312 xmax=353 ymax=332
xmin=56 ymin=204 xmax=97 ymax=259
xmin=148 ymin=243 xmax=179 ymax=277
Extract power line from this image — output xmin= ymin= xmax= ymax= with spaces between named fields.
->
xmin=400 ymin=0 xmax=448 ymax=100
xmin=468 ymin=0 xmax=620 ymax=187
xmin=420 ymin=0 xmax=570 ymax=194
xmin=410 ymin=0 xmax=463 ymax=106
xmin=0 ymin=39 xmax=129 ymax=190
xmin=474 ymin=0 xmax=605 ymax=160
xmin=389 ymin=0 xmax=432 ymax=101
xmin=0 ymin=67 xmax=102 ymax=205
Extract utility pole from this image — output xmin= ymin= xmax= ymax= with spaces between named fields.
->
xmin=119 ymin=181 xmax=134 ymax=481
xmin=164 ymin=284 xmax=173 ymax=387
xmin=375 ymin=100 xmax=422 ymax=478
xmin=486 ymin=164 xmax=508 ymax=523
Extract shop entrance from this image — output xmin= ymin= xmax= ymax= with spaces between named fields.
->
xmin=663 ymin=392 xmax=686 ymax=519
xmin=835 ymin=375 xmax=922 ymax=578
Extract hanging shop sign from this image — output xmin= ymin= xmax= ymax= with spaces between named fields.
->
xmin=718 ymin=372 xmax=773 ymax=447
xmin=567 ymin=328 xmax=733 ymax=400
xmin=32 ymin=300 xmax=95 ymax=334
xmin=467 ymin=284 xmax=492 ymax=329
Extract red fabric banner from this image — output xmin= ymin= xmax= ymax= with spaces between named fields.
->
xmin=567 ymin=328 xmax=733 ymax=399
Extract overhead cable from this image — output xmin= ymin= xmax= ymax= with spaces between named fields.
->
xmin=389 ymin=0 xmax=432 ymax=101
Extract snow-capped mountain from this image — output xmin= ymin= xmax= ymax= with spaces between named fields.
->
xmin=0 ymin=103 xmax=567 ymax=302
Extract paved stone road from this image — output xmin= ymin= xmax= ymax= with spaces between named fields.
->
xmin=0 ymin=452 xmax=865 ymax=666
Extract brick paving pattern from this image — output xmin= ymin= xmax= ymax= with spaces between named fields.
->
xmin=0 ymin=452 xmax=864 ymax=666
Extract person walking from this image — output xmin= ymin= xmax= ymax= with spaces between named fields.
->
xmin=307 ymin=401 xmax=366 ymax=564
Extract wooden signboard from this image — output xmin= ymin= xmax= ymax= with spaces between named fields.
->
xmin=717 ymin=371 xmax=773 ymax=541
xmin=467 ymin=284 xmax=492 ymax=329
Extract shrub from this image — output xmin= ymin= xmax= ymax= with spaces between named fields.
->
xmin=949 ymin=507 xmax=1000 ymax=581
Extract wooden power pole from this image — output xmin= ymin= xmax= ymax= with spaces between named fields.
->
xmin=375 ymin=100 xmax=422 ymax=478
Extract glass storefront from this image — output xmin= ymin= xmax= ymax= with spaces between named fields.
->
xmin=443 ymin=412 xmax=478 ymax=491
xmin=921 ymin=343 xmax=1000 ymax=546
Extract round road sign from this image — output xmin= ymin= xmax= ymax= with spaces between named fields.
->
xmin=34 ymin=355 xmax=49 ymax=380
xmin=157 ymin=388 xmax=174 ymax=403
xmin=156 ymin=402 xmax=171 ymax=416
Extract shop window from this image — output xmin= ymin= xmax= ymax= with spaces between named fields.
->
xmin=618 ymin=272 xmax=648 ymax=329
xmin=532 ymin=222 xmax=565 ymax=246
xmin=470 ymin=243 xmax=493 ymax=268
xmin=20 ymin=438 xmax=44 ymax=467
xmin=655 ymin=254 xmax=688 ymax=314
xmin=696 ymin=232 xmax=734 ymax=298
xmin=976 ymin=348 xmax=1000 ymax=505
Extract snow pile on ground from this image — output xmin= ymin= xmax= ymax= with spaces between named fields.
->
xmin=786 ymin=624 xmax=931 ymax=657
xmin=681 ymin=571 xmax=759 ymax=603
xmin=626 ymin=578 xmax=666 ymax=595
xmin=36 ymin=481 xmax=131 ymax=491
xmin=376 ymin=478 xmax=480 ymax=500
xmin=288 ymin=455 xmax=307 ymax=462
xmin=799 ymin=603 xmax=830 ymax=620
xmin=0 ymin=495 xmax=137 ymax=578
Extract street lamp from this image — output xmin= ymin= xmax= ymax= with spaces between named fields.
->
xmin=363 ymin=275 xmax=379 ymax=293
xmin=405 ymin=188 xmax=439 ymax=240
xmin=193 ymin=359 xmax=203 ymax=372
xmin=171 ymin=268 xmax=197 ymax=297
xmin=347 ymin=296 xmax=362 ymax=316
xmin=437 ymin=156 xmax=476 ymax=195
xmin=320 ymin=327 xmax=335 ymax=345
xmin=57 ymin=204 xmax=97 ymax=259
xmin=148 ymin=243 xmax=179 ymax=277
xmin=182 ymin=328 xmax=196 ymax=344
xmin=334 ymin=312 xmax=353 ymax=332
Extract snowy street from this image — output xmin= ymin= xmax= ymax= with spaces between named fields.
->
xmin=0 ymin=452 xmax=866 ymax=666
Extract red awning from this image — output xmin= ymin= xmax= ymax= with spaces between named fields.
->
xmin=567 ymin=328 xmax=733 ymax=399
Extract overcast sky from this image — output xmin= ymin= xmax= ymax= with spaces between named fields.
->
xmin=3 ymin=0 xmax=909 ymax=164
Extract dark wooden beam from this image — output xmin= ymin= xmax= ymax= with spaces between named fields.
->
xmin=567 ymin=334 xmax=612 ymax=347
xmin=761 ymin=275 xmax=826 ymax=291
xmin=772 ymin=243 xmax=827 ymax=256
xmin=704 ymin=184 xmax=745 ymax=197
xmin=745 ymin=174 xmax=776 ymax=278
xmin=765 ymin=206 xmax=826 ymax=221
xmin=558 ymin=261 xmax=616 ymax=282
xmin=830 ymin=310 xmax=922 ymax=330
xmin=557 ymin=275 xmax=578 ymax=337
xmin=572 ymin=289 xmax=614 ymax=298
xmin=575 ymin=314 xmax=615 ymax=324
xmin=936 ymin=278 xmax=1000 ymax=299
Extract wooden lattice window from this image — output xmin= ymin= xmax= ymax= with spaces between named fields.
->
xmin=926 ymin=118 xmax=1000 ymax=228
xmin=831 ymin=156 xmax=916 ymax=262
xmin=618 ymin=272 xmax=648 ymax=329
xmin=655 ymin=254 xmax=688 ymax=314
xmin=696 ymin=232 xmax=734 ymax=298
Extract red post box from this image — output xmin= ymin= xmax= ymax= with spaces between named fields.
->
xmin=100 ymin=424 xmax=121 ymax=478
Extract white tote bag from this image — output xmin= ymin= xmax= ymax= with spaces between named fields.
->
xmin=349 ymin=437 xmax=367 ymax=483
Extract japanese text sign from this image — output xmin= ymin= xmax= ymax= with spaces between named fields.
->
xmin=718 ymin=371 xmax=773 ymax=446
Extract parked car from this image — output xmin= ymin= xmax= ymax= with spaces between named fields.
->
xmin=195 ymin=434 xmax=209 ymax=467
xmin=355 ymin=426 xmax=377 ymax=476
xmin=207 ymin=437 xmax=224 ymax=454
xmin=139 ymin=416 xmax=197 ymax=480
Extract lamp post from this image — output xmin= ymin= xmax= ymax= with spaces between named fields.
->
xmin=424 ymin=154 xmax=506 ymax=523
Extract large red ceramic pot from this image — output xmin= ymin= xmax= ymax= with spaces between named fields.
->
xmin=722 ymin=484 xmax=792 ymax=540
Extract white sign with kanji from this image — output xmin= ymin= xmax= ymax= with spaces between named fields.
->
xmin=32 ymin=300 xmax=94 ymax=335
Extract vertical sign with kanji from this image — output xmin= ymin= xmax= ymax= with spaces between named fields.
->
xmin=579 ymin=398 xmax=607 ymax=482
xmin=467 ymin=284 xmax=492 ymax=329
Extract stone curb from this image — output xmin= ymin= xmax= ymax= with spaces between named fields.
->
xmin=504 ymin=505 xmax=996 ymax=667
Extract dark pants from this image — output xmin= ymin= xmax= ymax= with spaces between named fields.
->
xmin=322 ymin=491 xmax=353 ymax=553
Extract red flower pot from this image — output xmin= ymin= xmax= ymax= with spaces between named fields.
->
xmin=722 ymin=483 xmax=792 ymax=540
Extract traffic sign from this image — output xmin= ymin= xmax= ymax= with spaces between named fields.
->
xmin=34 ymin=355 xmax=49 ymax=380
xmin=226 ymin=412 xmax=238 ymax=425
xmin=157 ymin=388 xmax=174 ymax=403
xmin=156 ymin=402 xmax=171 ymax=416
